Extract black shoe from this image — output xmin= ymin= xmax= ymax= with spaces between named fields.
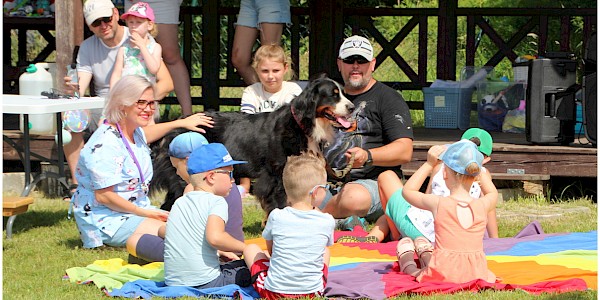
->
xmin=127 ymin=254 xmax=151 ymax=266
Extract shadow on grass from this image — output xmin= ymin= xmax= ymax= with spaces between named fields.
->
xmin=3 ymin=209 xmax=66 ymax=236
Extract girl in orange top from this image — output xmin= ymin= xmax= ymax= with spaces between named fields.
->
xmin=398 ymin=140 xmax=498 ymax=284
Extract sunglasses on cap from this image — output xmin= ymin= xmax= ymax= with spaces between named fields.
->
xmin=342 ymin=55 xmax=370 ymax=65
xmin=91 ymin=16 xmax=113 ymax=28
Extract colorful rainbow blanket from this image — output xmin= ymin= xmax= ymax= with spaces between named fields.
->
xmin=64 ymin=222 xmax=596 ymax=299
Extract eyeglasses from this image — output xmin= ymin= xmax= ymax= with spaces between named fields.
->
xmin=91 ymin=16 xmax=113 ymax=28
xmin=136 ymin=99 xmax=159 ymax=110
xmin=213 ymin=169 xmax=234 ymax=180
xmin=342 ymin=56 xmax=370 ymax=65
xmin=309 ymin=184 xmax=330 ymax=196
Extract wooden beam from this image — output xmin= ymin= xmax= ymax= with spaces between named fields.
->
xmin=437 ymin=0 xmax=457 ymax=80
xmin=309 ymin=0 xmax=344 ymax=78
xmin=54 ymin=0 xmax=83 ymax=92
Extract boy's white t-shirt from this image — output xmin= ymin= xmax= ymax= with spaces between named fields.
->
xmin=240 ymin=81 xmax=303 ymax=114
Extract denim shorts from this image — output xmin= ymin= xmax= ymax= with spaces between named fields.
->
xmin=103 ymin=214 xmax=145 ymax=247
xmin=125 ymin=0 xmax=183 ymax=24
xmin=320 ymin=179 xmax=383 ymax=223
xmin=235 ymin=0 xmax=291 ymax=29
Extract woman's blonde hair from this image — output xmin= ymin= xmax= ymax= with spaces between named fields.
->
xmin=103 ymin=75 xmax=155 ymax=123
xmin=251 ymin=44 xmax=296 ymax=80
xmin=283 ymin=151 xmax=327 ymax=202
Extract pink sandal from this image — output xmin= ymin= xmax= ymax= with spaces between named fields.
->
xmin=414 ymin=236 xmax=434 ymax=268
xmin=396 ymin=237 xmax=417 ymax=274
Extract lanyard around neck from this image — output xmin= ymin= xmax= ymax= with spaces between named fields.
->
xmin=115 ymin=122 xmax=145 ymax=183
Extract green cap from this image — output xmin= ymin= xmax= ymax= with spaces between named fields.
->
xmin=461 ymin=128 xmax=493 ymax=156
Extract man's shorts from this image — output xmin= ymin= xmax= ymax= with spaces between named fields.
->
xmin=319 ymin=179 xmax=383 ymax=223
xmin=235 ymin=0 xmax=291 ymax=29
xmin=250 ymin=259 xmax=327 ymax=299
xmin=125 ymin=0 xmax=183 ymax=25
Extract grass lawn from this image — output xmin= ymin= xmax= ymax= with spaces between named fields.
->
xmin=2 ymin=193 xmax=597 ymax=299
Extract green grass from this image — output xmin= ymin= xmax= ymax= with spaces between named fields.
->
xmin=2 ymin=193 xmax=597 ymax=299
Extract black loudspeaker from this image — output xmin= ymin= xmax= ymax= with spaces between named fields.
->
xmin=583 ymin=32 xmax=597 ymax=146
xmin=583 ymin=73 xmax=597 ymax=145
xmin=526 ymin=57 xmax=578 ymax=145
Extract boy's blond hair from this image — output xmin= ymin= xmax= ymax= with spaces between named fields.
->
xmin=283 ymin=151 xmax=327 ymax=202
xmin=189 ymin=172 xmax=206 ymax=188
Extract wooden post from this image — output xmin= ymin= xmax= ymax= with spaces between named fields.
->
xmin=54 ymin=0 xmax=84 ymax=92
xmin=308 ymin=0 xmax=344 ymax=78
xmin=437 ymin=0 xmax=457 ymax=80
xmin=201 ymin=0 xmax=220 ymax=111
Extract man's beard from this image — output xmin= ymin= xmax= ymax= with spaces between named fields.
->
xmin=347 ymin=75 xmax=370 ymax=90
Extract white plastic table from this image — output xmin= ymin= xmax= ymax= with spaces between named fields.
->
xmin=2 ymin=94 xmax=105 ymax=196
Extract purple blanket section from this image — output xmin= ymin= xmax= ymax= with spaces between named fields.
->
xmin=484 ymin=220 xmax=562 ymax=253
xmin=326 ymin=262 xmax=390 ymax=299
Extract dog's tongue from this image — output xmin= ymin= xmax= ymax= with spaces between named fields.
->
xmin=337 ymin=116 xmax=352 ymax=128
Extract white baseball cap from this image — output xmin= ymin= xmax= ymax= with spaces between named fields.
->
xmin=83 ymin=0 xmax=115 ymax=26
xmin=339 ymin=35 xmax=374 ymax=61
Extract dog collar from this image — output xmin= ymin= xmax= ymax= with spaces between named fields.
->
xmin=290 ymin=105 xmax=310 ymax=135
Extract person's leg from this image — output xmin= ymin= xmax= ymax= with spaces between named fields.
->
xmin=365 ymin=215 xmax=388 ymax=242
xmin=396 ymin=237 xmax=420 ymax=277
xmin=378 ymin=170 xmax=404 ymax=241
xmin=232 ymin=25 xmax=259 ymax=85
xmin=126 ymin=217 xmax=166 ymax=260
xmin=258 ymin=23 xmax=283 ymax=45
xmin=64 ymin=131 xmax=84 ymax=186
xmin=155 ymin=23 xmax=193 ymax=116
xmin=414 ymin=236 xmax=433 ymax=268
xmin=243 ymin=243 xmax=268 ymax=268
xmin=322 ymin=183 xmax=372 ymax=219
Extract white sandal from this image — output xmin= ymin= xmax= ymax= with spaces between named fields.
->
xmin=396 ymin=237 xmax=417 ymax=274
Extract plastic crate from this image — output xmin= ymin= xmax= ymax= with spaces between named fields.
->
xmin=423 ymin=87 xmax=473 ymax=129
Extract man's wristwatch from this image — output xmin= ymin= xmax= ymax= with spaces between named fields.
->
xmin=364 ymin=149 xmax=373 ymax=167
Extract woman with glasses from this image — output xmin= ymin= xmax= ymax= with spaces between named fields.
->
xmin=71 ymin=75 xmax=212 ymax=263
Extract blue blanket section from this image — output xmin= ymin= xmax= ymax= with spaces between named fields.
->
xmin=488 ymin=231 xmax=597 ymax=256
xmin=108 ymin=280 xmax=259 ymax=299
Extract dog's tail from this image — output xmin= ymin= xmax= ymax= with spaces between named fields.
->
xmin=149 ymin=128 xmax=187 ymax=211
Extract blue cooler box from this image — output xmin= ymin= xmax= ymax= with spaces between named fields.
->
xmin=423 ymin=87 xmax=473 ymax=129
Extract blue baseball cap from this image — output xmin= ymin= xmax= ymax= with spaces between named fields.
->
xmin=168 ymin=132 xmax=209 ymax=159
xmin=439 ymin=140 xmax=483 ymax=176
xmin=187 ymin=143 xmax=247 ymax=175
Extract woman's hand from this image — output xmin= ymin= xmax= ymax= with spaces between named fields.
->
xmin=138 ymin=208 xmax=169 ymax=222
xmin=177 ymin=113 xmax=214 ymax=133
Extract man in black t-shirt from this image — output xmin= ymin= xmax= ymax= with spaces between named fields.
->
xmin=316 ymin=35 xmax=414 ymax=225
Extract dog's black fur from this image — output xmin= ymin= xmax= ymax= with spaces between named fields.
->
xmin=151 ymin=75 xmax=355 ymax=215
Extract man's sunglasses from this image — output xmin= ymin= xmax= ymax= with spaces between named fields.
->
xmin=91 ymin=16 xmax=113 ymax=28
xmin=342 ymin=56 xmax=370 ymax=65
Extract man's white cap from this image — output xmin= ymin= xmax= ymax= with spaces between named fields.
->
xmin=83 ymin=0 xmax=115 ymax=26
xmin=338 ymin=35 xmax=374 ymax=61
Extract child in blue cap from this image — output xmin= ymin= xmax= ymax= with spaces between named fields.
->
xmin=166 ymin=132 xmax=245 ymax=242
xmin=397 ymin=140 xmax=498 ymax=283
xmin=164 ymin=143 xmax=251 ymax=288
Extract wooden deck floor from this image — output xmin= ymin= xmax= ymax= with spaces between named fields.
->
xmin=3 ymin=128 xmax=597 ymax=180
xmin=405 ymin=128 xmax=597 ymax=179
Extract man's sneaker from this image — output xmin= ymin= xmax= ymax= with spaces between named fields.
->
xmin=337 ymin=215 xmax=367 ymax=231
xmin=336 ymin=235 xmax=379 ymax=243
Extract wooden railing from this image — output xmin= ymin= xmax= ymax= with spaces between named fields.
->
xmin=168 ymin=4 xmax=595 ymax=111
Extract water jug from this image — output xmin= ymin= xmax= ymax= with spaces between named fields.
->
xmin=19 ymin=63 xmax=57 ymax=135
